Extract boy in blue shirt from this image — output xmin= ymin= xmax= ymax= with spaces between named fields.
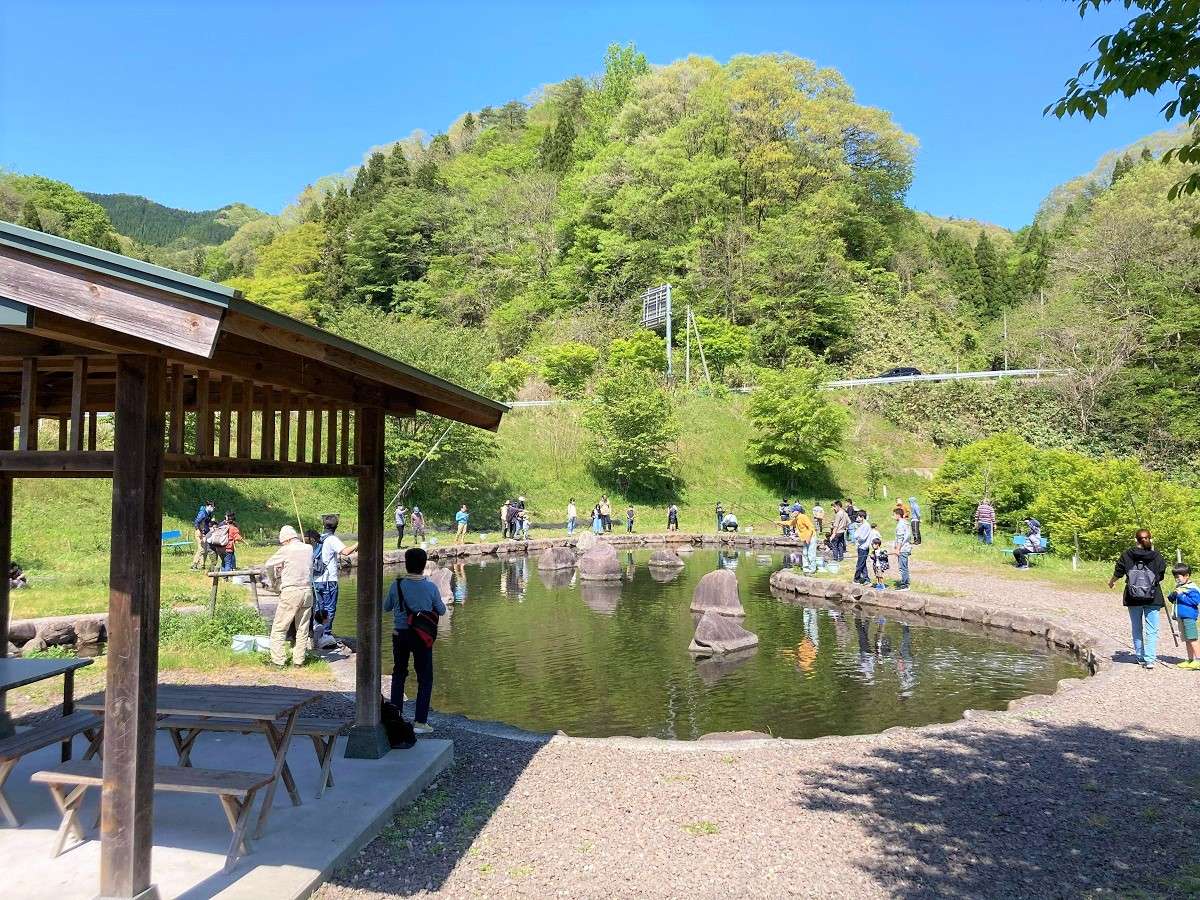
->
xmin=1168 ymin=562 xmax=1200 ymax=669
xmin=384 ymin=547 xmax=447 ymax=733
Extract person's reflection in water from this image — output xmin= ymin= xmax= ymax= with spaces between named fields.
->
xmin=829 ymin=609 xmax=850 ymax=648
xmin=874 ymin=617 xmax=892 ymax=656
xmin=896 ymin=623 xmax=916 ymax=698
xmin=452 ymin=561 xmax=467 ymax=604
xmin=855 ymin=616 xmax=876 ymax=683
xmin=625 ymin=551 xmax=636 ymax=580
xmin=803 ymin=607 xmax=820 ymax=649
xmin=717 ymin=550 xmax=739 ymax=570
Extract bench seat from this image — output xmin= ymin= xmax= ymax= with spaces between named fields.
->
xmin=32 ymin=759 xmax=272 ymax=871
xmin=0 ymin=711 xmax=103 ymax=827
xmin=158 ymin=715 xmax=349 ymax=798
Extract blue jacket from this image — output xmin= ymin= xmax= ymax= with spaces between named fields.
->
xmin=384 ymin=576 xmax=447 ymax=631
xmin=1169 ymin=582 xmax=1200 ymax=620
xmin=193 ymin=504 xmax=211 ymax=531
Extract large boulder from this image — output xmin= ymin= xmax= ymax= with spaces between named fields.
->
xmin=538 ymin=546 xmax=577 ymax=571
xmin=689 ymin=569 xmax=744 ymax=616
xmin=74 ymin=618 xmax=104 ymax=645
xmin=647 ymin=549 xmax=685 ymax=570
xmin=688 ymin=611 xmax=759 ymax=656
xmin=575 ymin=532 xmax=598 ymax=552
xmin=422 ymin=565 xmax=454 ymax=603
xmin=581 ymin=581 xmax=621 ymax=615
xmin=578 ymin=547 xmax=622 ymax=581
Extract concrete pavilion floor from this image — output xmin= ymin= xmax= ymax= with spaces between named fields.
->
xmin=1 ymin=728 xmax=452 ymax=900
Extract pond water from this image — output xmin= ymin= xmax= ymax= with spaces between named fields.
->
xmin=332 ymin=548 xmax=1086 ymax=740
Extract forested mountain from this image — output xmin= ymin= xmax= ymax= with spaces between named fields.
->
xmin=83 ymin=192 xmax=265 ymax=248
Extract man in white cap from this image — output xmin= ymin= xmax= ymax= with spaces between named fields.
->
xmin=264 ymin=524 xmax=315 ymax=667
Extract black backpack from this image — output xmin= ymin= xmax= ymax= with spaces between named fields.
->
xmin=311 ymin=536 xmax=328 ymax=579
xmin=381 ymin=697 xmax=416 ymax=749
xmin=1127 ymin=561 xmax=1158 ymax=602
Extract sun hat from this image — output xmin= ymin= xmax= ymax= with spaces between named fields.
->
xmin=278 ymin=525 xmax=300 ymax=544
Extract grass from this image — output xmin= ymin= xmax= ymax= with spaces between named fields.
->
xmin=682 ymin=820 xmax=720 ymax=836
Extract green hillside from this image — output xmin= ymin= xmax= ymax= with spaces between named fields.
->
xmin=84 ymin=192 xmax=266 ymax=248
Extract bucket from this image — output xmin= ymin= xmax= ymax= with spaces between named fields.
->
xmin=825 ymin=563 xmax=840 ymax=575
xmin=231 ymin=635 xmax=269 ymax=654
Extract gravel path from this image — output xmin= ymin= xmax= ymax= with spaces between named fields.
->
xmin=316 ymin=559 xmax=1200 ymax=900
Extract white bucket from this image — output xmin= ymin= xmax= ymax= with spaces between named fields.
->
xmin=231 ymin=634 xmax=270 ymax=653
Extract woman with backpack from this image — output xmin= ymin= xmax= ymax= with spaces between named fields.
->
xmin=1108 ymin=528 xmax=1167 ymax=669
xmin=384 ymin=547 xmax=447 ymax=734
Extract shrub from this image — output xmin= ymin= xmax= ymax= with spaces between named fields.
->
xmin=927 ymin=433 xmax=1043 ymax=532
xmin=486 ymin=357 xmax=535 ymax=401
xmin=583 ymin=369 xmax=679 ymax=496
xmin=607 ymin=330 xmax=666 ymax=372
xmin=745 ymin=368 xmax=846 ymax=487
xmin=160 ymin=601 xmax=265 ymax=650
xmin=541 ymin=341 xmax=600 ymax=398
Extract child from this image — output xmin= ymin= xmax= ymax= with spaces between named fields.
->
xmin=1168 ymin=562 xmax=1200 ymax=669
xmin=870 ymin=538 xmax=890 ymax=590
xmin=626 ymin=506 xmax=635 ymax=533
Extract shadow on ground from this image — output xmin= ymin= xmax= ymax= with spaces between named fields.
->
xmin=798 ymin=720 xmax=1200 ymax=898
xmin=321 ymin=724 xmax=547 ymax=896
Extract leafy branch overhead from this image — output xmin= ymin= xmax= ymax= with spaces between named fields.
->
xmin=1048 ymin=0 xmax=1200 ymax=201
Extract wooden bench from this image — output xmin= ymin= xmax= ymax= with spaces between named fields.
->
xmin=31 ymin=760 xmax=272 ymax=873
xmin=0 ymin=711 xmax=103 ymax=827
xmin=159 ymin=715 xmax=349 ymax=798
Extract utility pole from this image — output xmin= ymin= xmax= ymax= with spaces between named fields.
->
xmin=665 ymin=284 xmax=673 ymax=380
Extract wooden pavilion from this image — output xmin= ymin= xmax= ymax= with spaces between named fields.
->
xmin=0 ymin=220 xmax=506 ymax=898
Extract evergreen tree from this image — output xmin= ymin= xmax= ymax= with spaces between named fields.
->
xmin=932 ymin=229 xmax=985 ymax=310
xmin=478 ymin=105 xmax=497 ymax=127
xmin=1110 ymin=153 xmax=1135 ymax=185
xmin=974 ymin=232 xmax=1006 ymax=316
xmin=1140 ymin=146 xmax=1154 ymax=163
xmin=317 ymin=184 xmax=352 ymax=312
xmin=547 ymin=116 xmax=576 ymax=173
xmin=413 ymin=161 xmax=446 ymax=193
xmin=384 ymin=145 xmax=410 ymax=187
xmin=428 ymin=134 xmax=452 ymax=160
xmin=500 ymin=100 xmax=526 ymax=129
xmin=18 ymin=199 xmax=42 ymax=231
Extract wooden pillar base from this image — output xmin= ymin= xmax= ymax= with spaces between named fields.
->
xmin=98 ymin=885 xmax=160 ymax=900
xmin=343 ymin=724 xmax=389 ymax=760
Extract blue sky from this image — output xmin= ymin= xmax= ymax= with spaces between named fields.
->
xmin=0 ymin=1 xmax=1171 ymax=228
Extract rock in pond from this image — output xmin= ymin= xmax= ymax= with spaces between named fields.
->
xmin=538 ymin=546 xmax=577 ymax=571
xmin=649 ymin=566 xmax=682 ymax=584
xmin=689 ymin=568 xmax=744 ymax=616
xmin=694 ymin=646 xmax=757 ymax=684
xmin=647 ymin=549 xmax=685 ymax=569
xmin=537 ymin=567 xmax=575 ymax=590
xmin=575 ymin=532 xmax=598 ymax=552
xmin=688 ymin=611 xmax=759 ymax=656
xmin=578 ymin=547 xmax=622 ymax=581
xmin=422 ymin=565 xmax=454 ymax=603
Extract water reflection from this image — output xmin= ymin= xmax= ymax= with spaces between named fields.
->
xmin=580 ymin=581 xmax=621 ymax=615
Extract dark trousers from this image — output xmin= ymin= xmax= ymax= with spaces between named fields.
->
xmin=831 ymin=533 xmax=846 ymax=561
xmin=396 ymin=525 xmax=405 ymax=549
xmin=912 ymin=521 xmax=922 ymax=544
xmin=391 ymin=630 xmax=434 ymax=724
xmin=602 ymin=515 xmax=612 ymax=532
xmin=1014 ymin=546 xmax=1031 ymax=568
xmin=313 ymin=581 xmax=340 ymax=632
xmin=855 ymin=547 xmax=870 ymax=584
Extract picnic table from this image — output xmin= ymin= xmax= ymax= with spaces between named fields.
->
xmin=78 ymin=684 xmax=317 ymax=839
xmin=0 ymin=657 xmax=93 ymax=761
xmin=206 ymin=567 xmax=265 ymax=614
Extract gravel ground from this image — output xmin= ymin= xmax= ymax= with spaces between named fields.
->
xmin=315 ymin=558 xmax=1200 ymax=900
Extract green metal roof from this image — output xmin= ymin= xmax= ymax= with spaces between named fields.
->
xmin=0 ymin=219 xmax=508 ymax=423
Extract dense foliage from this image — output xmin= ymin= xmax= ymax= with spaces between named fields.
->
xmin=83 ymin=192 xmax=264 ymax=247
xmin=583 ymin=369 xmax=680 ymax=496
xmin=746 ymin=368 xmax=846 ymax=487
xmin=929 ymin=433 xmax=1200 ymax=560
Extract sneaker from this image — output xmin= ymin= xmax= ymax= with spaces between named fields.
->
xmin=412 ymin=722 xmax=434 ymax=734
xmin=1178 ymin=659 xmax=1200 ymax=670
xmin=318 ymin=634 xmax=338 ymax=650
xmin=1142 ymin=661 xmax=1156 ymax=669
xmin=895 ymin=584 xmax=910 ymax=591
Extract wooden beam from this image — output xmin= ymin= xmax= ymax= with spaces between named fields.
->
xmin=0 ymin=451 xmax=114 ymax=476
xmin=0 ymin=413 xmax=13 ymax=738
xmin=0 ymin=244 xmax=222 ymax=357
xmin=261 ymin=385 xmax=275 ymax=462
xmin=218 ymin=375 xmax=233 ymax=457
xmin=278 ymin=392 xmax=291 ymax=464
xmin=326 ymin=407 xmax=337 ymax=468
xmin=340 ymin=406 xmax=350 ymax=467
xmin=237 ymin=378 xmax=253 ymax=459
xmin=57 ymin=415 xmax=67 ymax=451
xmin=354 ymin=407 xmax=363 ymax=465
xmin=100 ymin=354 xmax=165 ymax=898
xmin=345 ymin=406 xmax=389 ymax=759
xmin=18 ymin=358 xmax=36 ymax=451
xmin=69 ymin=356 xmax=86 ymax=451
xmin=87 ymin=410 xmax=97 ymax=451
xmin=163 ymin=455 xmax=366 ymax=479
xmin=195 ymin=369 xmax=211 ymax=456
xmin=311 ymin=404 xmax=322 ymax=466
xmin=295 ymin=396 xmax=307 ymax=464
xmin=168 ymin=363 xmax=185 ymax=454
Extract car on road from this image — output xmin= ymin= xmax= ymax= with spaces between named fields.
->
xmin=877 ymin=366 xmax=922 ymax=379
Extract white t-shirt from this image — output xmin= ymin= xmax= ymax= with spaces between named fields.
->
xmin=567 ymin=503 xmax=577 ymax=519
xmin=316 ymin=533 xmax=345 ymax=583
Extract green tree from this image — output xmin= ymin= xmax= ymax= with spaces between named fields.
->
xmin=1049 ymin=0 xmax=1200 ymax=202
xmin=1110 ymin=152 xmax=1135 ymax=185
xmin=18 ymin=199 xmax=42 ymax=231
xmin=745 ymin=368 xmax=846 ymax=486
xmin=692 ymin=315 xmax=751 ymax=377
xmin=583 ymin=369 xmax=679 ymax=495
xmin=540 ymin=342 xmax=600 ymax=397
xmin=607 ymin=330 xmax=666 ymax=372
xmin=486 ymin=357 xmax=535 ymax=401
xmin=974 ymin=232 xmax=1007 ymax=316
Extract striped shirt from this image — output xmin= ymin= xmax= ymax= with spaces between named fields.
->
xmin=975 ymin=503 xmax=996 ymax=526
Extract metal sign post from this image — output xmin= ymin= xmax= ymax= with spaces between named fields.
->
xmin=639 ymin=284 xmax=673 ymax=379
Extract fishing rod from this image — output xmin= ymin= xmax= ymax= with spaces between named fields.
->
xmin=385 ymin=423 xmax=454 ymax=517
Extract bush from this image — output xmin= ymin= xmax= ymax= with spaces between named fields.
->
xmin=160 ymin=601 xmax=265 ymax=650
xmin=929 ymin=432 xmax=1200 ymax=560
xmin=541 ymin=341 xmax=600 ymax=398
xmin=607 ymin=330 xmax=666 ymax=372
xmin=745 ymin=368 xmax=846 ymax=486
xmin=486 ymin=357 xmax=535 ymax=401
xmin=583 ymin=369 xmax=680 ymax=496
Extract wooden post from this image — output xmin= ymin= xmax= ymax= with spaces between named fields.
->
xmin=261 ymin=386 xmax=276 ymax=462
xmin=345 ymin=406 xmax=388 ymax=759
xmin=18 ymin=358 xmax=37 ymax=451
xmin=340 ymin=406 xmax=350 ymax=467
xmin=69 ymin=357 xmax=87 ymax=452
xmin=100 ymin=354 xmax=165 ymax=900
xmin=278 ymin=392 xmax=291 ymax=463
xmin=295 ymin=397 xmax=307 ymax=464
xmin=237 ymin=379 xmax=253 ymax=459
xmin=196 ymin=370 xmax=211 ymax=456
xmin=311 ymin=405 xmax=323 ymax=465
xmin=218 ymin=375 xmax=233 ymax=457
xmin=0 ymin=412 xmax=13 ymax=739
xmin=57 ymin=416 xmax=68 ymax=451
xmin=168 ymin=364 xmax=184 ymax=455
xmin=326 ymin=407 xmax=337 ymax=467
xmin=87 ymin=410 xmax=98 ymax=452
